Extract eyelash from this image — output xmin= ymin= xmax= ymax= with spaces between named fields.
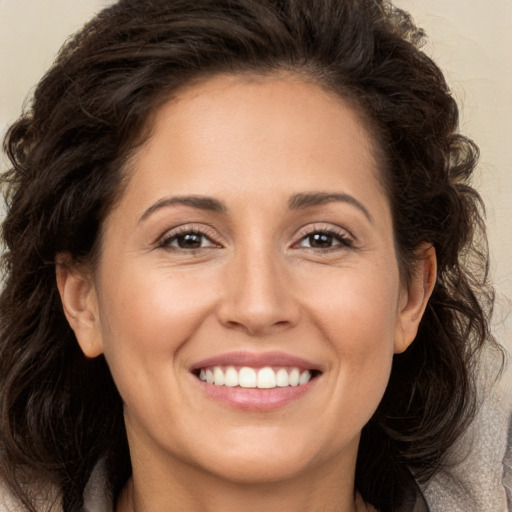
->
xmin=157 ymin=225 xmax=354 ymax=253
xmin=292 ymin=226 xmax=354 ymax=251
xmin=158 ymin=226 xmax=220 ymax=252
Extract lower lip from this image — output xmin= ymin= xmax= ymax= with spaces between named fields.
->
xmin=194 ymin=376 xmax=319 ymax=411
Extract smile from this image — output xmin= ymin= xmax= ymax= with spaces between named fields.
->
xmin=198 ymin=366 xmax=313 ymax=389
xmin=190 ymin=352 xmax=322 ymax=410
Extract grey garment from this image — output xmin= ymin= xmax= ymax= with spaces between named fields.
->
xmin=414 ymin=497 xmax=430 ymax=512
xmin=424 ymin=348 xmax=510 ymax=512
xmin=410 ymin=493 xmax=430 ymax=512
xmin=83 ymin=458 xmax=112 ymax=512
xmin=504 ymin=419 xmax=512 ymax=509
xmin=504 ymin=368 xmax=512 ymax=511
xmin=401 ymin=475 xmax=430 ymax=512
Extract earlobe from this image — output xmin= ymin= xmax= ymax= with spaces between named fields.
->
xmin=394 ymin=244 xmax=437 ymax=354
xmin=55 ymin=254 xmax=104 ymax=358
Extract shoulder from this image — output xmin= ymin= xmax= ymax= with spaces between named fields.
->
xmin=0 ymin=470 xmax=62 ymax=512
xmin=0 ymin=484 xmax=57 ymax=511
xmin=0 ymin=460 xmax=114 ymax=512
xmin=424 ymin=349 xmax=511 ymax=512
xmin=0 ymin=484 xmax=22 ymax=511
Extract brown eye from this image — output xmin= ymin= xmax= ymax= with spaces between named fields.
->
xmin=296 ymin=229 xmax=353 ymax=250
xmin=160 ymin=230 xmax=217 ymax=250
xmin=175 ymin=233 xmax=204 ymax=249
xmin=308 ymin=233 xmax=334 ymax=248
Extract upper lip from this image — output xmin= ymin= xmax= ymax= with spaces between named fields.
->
xmin=190 ymin=351 xmax=323 ymax=372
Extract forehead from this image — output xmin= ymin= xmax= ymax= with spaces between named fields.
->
xmin=107 ymin=73 xmax=391 ymax=234
xmin=138 ymin=75 xmax=378 ymax=176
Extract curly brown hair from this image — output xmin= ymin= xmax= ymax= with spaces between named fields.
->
xmin=0 ymin=0 xmax=496 ymax=510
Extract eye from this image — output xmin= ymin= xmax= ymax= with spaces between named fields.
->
xmin=159 ymin=229 xmax=219 ymax=250
xmin=295 ymin=228 xmax=353 ymax=250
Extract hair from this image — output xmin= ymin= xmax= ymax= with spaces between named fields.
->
xmin=0 ymin=0 xmax=497 ymax=510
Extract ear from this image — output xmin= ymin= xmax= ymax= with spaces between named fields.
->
xmin=394 ymin=244 xmax=437 ymax=354
xmin=55 ymin=253 xmax=104 ymax=358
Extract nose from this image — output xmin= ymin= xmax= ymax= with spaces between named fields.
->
xmin=216 ymin=247 xmax=300 ymax=336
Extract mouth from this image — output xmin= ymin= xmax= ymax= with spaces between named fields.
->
xmin=193 ymin=365 xmax=321 ymax=389
xmin=190 ymin=351 xmax=323 ymax=396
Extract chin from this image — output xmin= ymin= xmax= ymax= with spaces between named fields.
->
xmin=187 ymin=433 xmax=354 ymax=486
xmin=201 ymin=456 xmax=315 ymax=485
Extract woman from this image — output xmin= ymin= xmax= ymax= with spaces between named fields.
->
xmin=0 ymin=0 xmax=496 ymax=511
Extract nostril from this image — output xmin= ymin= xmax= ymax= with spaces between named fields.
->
xmin=225 ymin=320 xmax=248 ymax=331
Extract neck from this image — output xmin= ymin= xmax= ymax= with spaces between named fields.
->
xmin=116 ymin=455 xmax=367 ymax=512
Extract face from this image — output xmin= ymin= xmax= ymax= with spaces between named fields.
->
xmin=60 ymin=74 xmax=432 ymax=488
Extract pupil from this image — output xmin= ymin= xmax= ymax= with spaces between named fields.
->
xmin=178 ymin=233 xmax=202 ymax=248
xmin=310 ymin=233 xmax=332 ymax=248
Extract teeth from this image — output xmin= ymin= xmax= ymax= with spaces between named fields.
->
xmin=299 ymin=370 xmax=311 ymax=385
xmin=257 ymin=367 xmax=276 ymax=389
xmin=276 ymin=368 xmax=289 ymax=387
xmin=239 ymin=367 xmax=257 ymax=388
xmin=213 ymin=367 xmax=225 ymax=386
xmin=198 ymin=365 xmax=313 ymax=388
xmin=289 ymin=368 xmax=300 ymax=386
xmin=224 ymin=366 xmax=238 ymax=387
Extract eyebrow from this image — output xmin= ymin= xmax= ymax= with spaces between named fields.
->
xmin=139 ymin=195 xmax=227 ymax=222
xmin=139 ymin=191 xmax=372 ymax=223
xmin=288 ymin=192 xmax=373 ymax=222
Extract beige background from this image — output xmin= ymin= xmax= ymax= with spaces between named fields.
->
xmin=1 ymin=0 xmax=511 ymax=348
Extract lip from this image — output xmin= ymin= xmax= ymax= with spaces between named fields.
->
xmin=190 ymin=351 xmax=322 ymax=412
xmin=190 ymin=351 xmax=322 ymax=372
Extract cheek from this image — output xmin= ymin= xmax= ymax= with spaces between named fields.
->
xmin=93 ymin=265 xmax=222 ymax=442
xmin=326 ymin=291 xmax=396 ymax=389
xmin=305 ymin=262 xmax=400 ymax=348
xmin=95 ymin=264 xmax=217 ymax=382
xmin=303 ymin=266 xmax=399 ymax=406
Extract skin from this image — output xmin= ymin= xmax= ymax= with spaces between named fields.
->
xmin=57 ymin=74 xmax=436 ymax=512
